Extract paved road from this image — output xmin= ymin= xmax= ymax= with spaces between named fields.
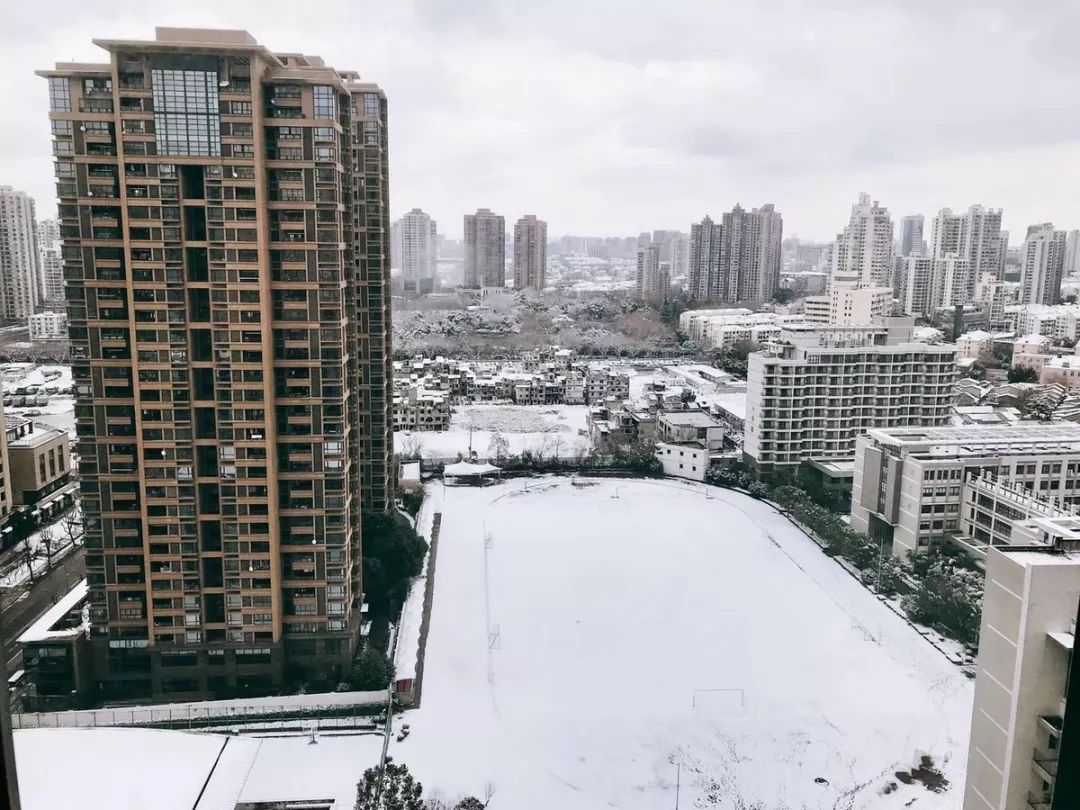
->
xmin=0 ymin=546 xmax=86 ymax=671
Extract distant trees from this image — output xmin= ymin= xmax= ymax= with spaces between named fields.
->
xmin=362 ymin=512 xmax=429 ymax=619
xmin=1007 ymin=365 xmax=1038 ymax=383
xmin=710 ymin=340 xmax=759 ymax=379
xmin=902 ymin=553 xmax=984 ymax=644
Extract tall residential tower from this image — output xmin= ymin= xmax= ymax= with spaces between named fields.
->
xmin=464 ymin=208 xmax=505 ymax=288
xmin=39 ymin=27 xmax=393 ymax=700
xmin=0 ymin=187 xmax=42 ymax=323
xmin=512 ymin=214 xmax=546 ymax=291
xmin=400 ymin=208 xmax=436 ymax=295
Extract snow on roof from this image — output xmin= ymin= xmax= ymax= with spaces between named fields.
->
xmin=400 ymin=461 xmax=421 ymax=483
xmin=444 ymin=461 xmax=501 ymax=476
xmin=659 ymin=410 xmax=722 ymax=428
xmin=18 ymin=579 xmax=88 ymax=644
xmin=957 ymin=330 xmax=992 ymax=341
xmin=15 ymin=728 xmax=229 ymax=810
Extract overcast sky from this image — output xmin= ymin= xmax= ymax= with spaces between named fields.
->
xmin=4 ymin=0 xmax=1080 ymax=242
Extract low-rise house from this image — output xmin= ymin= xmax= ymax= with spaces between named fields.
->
xmin=18 ymin=579 xmax=91 ymax=710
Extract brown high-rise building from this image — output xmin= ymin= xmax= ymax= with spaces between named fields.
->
xmin=37 ymin=27 xmax=393 ymax=701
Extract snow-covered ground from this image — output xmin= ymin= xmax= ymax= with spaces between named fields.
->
xmin=394 ymin=478 xmax=973 ymax=809
xmin=396 ymin=404 xmax=590 ymax=461
xmin=0 ymin=363 xmax=75 ymax=438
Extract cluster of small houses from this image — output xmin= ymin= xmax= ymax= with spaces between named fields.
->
xmin=391 ymin=347 xmax=631 ymax=432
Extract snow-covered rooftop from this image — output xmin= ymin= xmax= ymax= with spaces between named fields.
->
xmin=17 ymin=579 xmax=87 ymax=644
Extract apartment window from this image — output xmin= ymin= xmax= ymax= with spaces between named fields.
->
xmin=313 ymin=126 xmax=334 ymax=141
xmin=151 ymin=68 xmax=221 ymax=156
xmin=83 ymin=121 xmax=111 ymax=135
xmin=48 ymin=77 xmax=71 ymax=112
xmin=363 ymin=92 xmax=379 ymax=117
xmin=314 ymin=146 xmax=335 ymax=162
xmin=313 ymin=86 xmax=336 ymax=119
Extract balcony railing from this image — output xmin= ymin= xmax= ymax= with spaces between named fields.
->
xmin=1033 ymin=746 xmax=1059 ymax=778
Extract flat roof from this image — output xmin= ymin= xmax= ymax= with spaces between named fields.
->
xmin=867 ymin=423 xmax=1080 ymax=451
xmin=659 ymin=411 xmax=722 ymax=428
xmin=7 ymin=423 xmax=68 ymax=449
xmin=18 ymin=580 xmax=88 ymax=644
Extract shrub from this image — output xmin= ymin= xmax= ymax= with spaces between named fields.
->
xmin=350 ymin=647 xmax=394 ymax=691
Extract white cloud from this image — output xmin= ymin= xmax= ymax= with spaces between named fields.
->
xmin=3 ymin=0 xmax=1079 ymax=241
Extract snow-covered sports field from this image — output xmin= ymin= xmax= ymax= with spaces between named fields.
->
xmin=398 ymin=477 xmax=973 ymax=809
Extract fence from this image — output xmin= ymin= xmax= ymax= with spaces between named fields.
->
xmin=14 ymin=689 xmax=388 ymax=731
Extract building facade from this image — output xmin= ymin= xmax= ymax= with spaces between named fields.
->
xmin=39 ymin=27 xmax=393 ymax=700
xmin=689 ymin=215 xmax=722 ymax=301
xmin=1021 ymin=224 xmax=1067 ymax=306
xmin=464 ymin=208 xmax=505 ymax=288
xmin=5 ymin=420 xmax=71 ymax=506
xmin=512 ymin=214 xmax=546 ymax=291
xmin=0 ymin=187 xmax=41 ymax=323
xmin=744 ymin=319 xmax=955 ymax=476
xmin=963 ymin=544 xmax=1080 ymax=810
xmin=851 ymin=424 xmax=1080 ymax=557
xmin=899 ymin=214 xmax=924 ymax=257
xmin=28 ymin=311 xmax=67 ymax=341
xmin=830 ymin=193 xmax=894 ymax=290
xmin=400 ymin=208 xmax=436 ymax=295
xmin=931 ymin=205 xmax=1004 ymax=298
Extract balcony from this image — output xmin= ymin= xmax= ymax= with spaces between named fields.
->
xmin=1032 ymin=746 xmax=1059 ymax=781
xmin=1027 ymin=792 xmax=1052 ymax=810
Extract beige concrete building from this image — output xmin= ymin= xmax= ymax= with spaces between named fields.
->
xmin=39 ymin=27 xmax=393 ymax=700
xmin=964 ymin=543 xmax=1080 ymax=810
xmin=851 ymin=424 xmax=1080 ymax=557
xmin=744 ymin=318 xmax=955 ymax=476
xmin=400 ymin=208 xmax=436 ymax=295
xmin=803 ymin=285 xmax=892 ymax=326
xmin=830 ymin=193 xmax=894 ymax=290
xmin=4 ymin=420 xmax=70 ymax=506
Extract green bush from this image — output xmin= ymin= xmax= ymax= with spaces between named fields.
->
xmin=350 ymin=647 xmax=394 ymax=691
xmin=362 ymin=512 xmax=429 ymax=620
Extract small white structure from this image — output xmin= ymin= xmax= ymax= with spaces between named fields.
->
xmin=443 ymin=461 xmax=502 ymax=485
xmin=954 ymin=329 xmax=992 ymax=359
xmin=656 ymin=441 xmax=709 ymax=481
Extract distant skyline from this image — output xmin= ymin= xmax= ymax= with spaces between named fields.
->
xmin=6 ymin=0 xmax=1080 ymax=241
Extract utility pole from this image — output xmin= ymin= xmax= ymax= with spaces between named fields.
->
xmin=674 ymin=762 xmax=681 ymax=809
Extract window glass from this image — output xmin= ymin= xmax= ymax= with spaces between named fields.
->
xmin=151 ymin=68 xmax=221 ymax=156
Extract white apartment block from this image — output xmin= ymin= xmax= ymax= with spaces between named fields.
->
xmin=36 ymin=218 xmax=59 ymax=250
xmin=830 ymin=193 xmax=895 ymax=289
xmin=636 ymin=244 xmax=669 ymax=304
xmin=655 ymin=411 xmax=725 ymax=482
xmin=1066 ymin=229 xmax=1080 ymax=278
xmin=963 ymin=544 xmax=1080 ymax=810
xmin=975 ymin=272 xmax=1012 ymax=331
xmin=38 ymin=247 xmax=63 ymax=306
xmin=744 ymin=318 xmax=956 ymax=475
xmin=513 ymin=214 xmax=547 ymax=291
xmin=1021 ymin=224 xmax=1068 ymax=306
xmin=897 ymin=255 xmax=973 ymax=317
xmin=956 ymin=330 xmax=993 ymax=359
xmin=804 ymin=285 xmax=893 ymax=326
xmin=851 ymin=423 xmax=1080 ymax=557
xmin=464 ymin=208 xmax=505 ymax=288
xmin=401 ymin=208 xmax=437 ymax=295
xmin=0 ymin=186 xmax=41 ymax=322
xmin=956 ymin=473 xmax=1080 ymax=558
xmin=678 ymin=308 xmax=802 ymax=349
xmin=931 ymin=205 xmax=1004 ymax=297
xmin=670 ymin=233 xmax=690 ymax=280
xmin=1004 ymin=305 xmax=1080 ymax=343
xmin=27 ymin=311 xmax=67 ymax=341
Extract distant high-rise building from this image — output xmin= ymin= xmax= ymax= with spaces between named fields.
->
xmin=38 ymin=247 xmax=64 ymax=308
xmin=464 ymin=208 xmax=505 ymax=288
xmin=636 ymin=244 xmax=670 ymax=304
xmin=831 ymin=193 xmax=894 ymax=289
xmin=898 ymin=214 xmax=924 ymax=257
xmin=40 ymin=27 xmax=394 ymax=700
xmin=401 ymin=208 xmax=437 ymax=295
xmin=637 ymin=232 xmax=652 ymax=249
xmin=0 ymin=187 xmax=41 ymax=322
xmin=1020 ymin=223 xmax=1067 ymax=305
xmin=512 ymin=215 xmax=547 ymax=291
xmin=896 ymin=255 xmax=972 ymax=317
xmin=753 ymin=204 xmax=783 ymax=300
xmin=1066 ymin=229 xmax=1080 ymax=278
xmin=930 ymin=205 xmax=1004 ymax=297
xmin=671 ymin=234 xmax=690 ymax=280
xmin=36 ymin=218 xmax=59 ymax=251
xmin=390 ymin=218 xmax=402 ymax=271
xmin=689 ymin=215 xmax=722 ymax=301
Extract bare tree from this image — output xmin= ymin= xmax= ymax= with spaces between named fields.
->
xmin=551 ymin=436 xmax=564 ymax=460
xmin=399 ymin=434 xmax=423 ymax=460
xmin=20 ymin=535 xmax=40 ymax=585
xmin=39 ymin=526 xmax=59 ymax=571
xmin=487 ymin=432 xmax=509 ymax=463
xmin=60 ymin=508 xmax=82 ymax=548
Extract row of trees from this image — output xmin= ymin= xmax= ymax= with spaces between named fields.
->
xmin=767 ymin=485 xmax=984 ymax=646
xmin=14 ymin=508 xmax=82 ymax=587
